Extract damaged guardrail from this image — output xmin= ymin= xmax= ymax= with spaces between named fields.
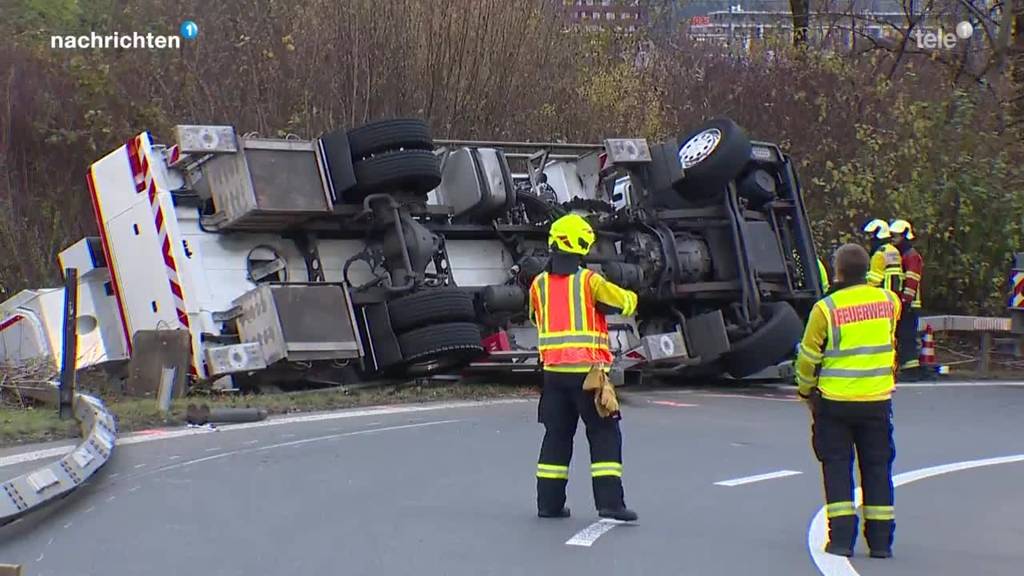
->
xmin=0 ymin=384 xmax=117 ymax=526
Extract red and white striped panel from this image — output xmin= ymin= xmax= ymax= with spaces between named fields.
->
xmin=1011 ymin=272 xmax=1024 ymax=308
xmin=126 ymin=135 xmax=198 ymax=376
xmin=0 ymin=314 xmax=24 ymax=333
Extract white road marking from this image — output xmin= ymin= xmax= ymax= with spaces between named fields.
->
xmin=715 ymin=469 xmax=803 ymax=487
xmin=0 ymin=445 xmax=76 ymax=468
xmin=695 ymin=393 xmax=799 ymax=403
xmin=106 ymin=496 xmax=116 ymax=502
xmin=0 ymin=398 xmax=525 ymax=469
xmin=204 ymin=447 xmax=222 ymax=452
xmin=808 ymin=454 xmax=1024 ymax=576
xmin=63 ymin=521 xmax=72 ymax=529
xmin=133 ymin=464 xmax=147 ymax=469
xmin=121 ymin=420 xmax=461 ymax=480
xmin=108 ymin=472 xmax=120 ymax=478
xmin=243 ymin=440 xmax=259 ymax=445
xmin=128 ymin=485 xmax=140 ymax=492
xmin=649 ymin=400 xmax=699 ymax=408
xmin=566 ymin=519 xmax=623 ymax=547
xmin=168 ymin=455 xmax=181 ymax=460
xmin=84 ymin=506 xmax=95 ymax=513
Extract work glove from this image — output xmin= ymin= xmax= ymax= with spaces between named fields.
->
xmin=583 ymin=366 xmax=620 ymax=419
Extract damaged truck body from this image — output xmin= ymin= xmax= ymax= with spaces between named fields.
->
xmin=0 ymin=118 xmax=822 ymax=391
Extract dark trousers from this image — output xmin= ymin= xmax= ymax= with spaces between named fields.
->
xmin=537 ymin=371 xmax=626 ymax=513
xmin=896 ymin=306 xmax=920 ymax=369
xmin=812 ymin=397 xmax=896 ymax=552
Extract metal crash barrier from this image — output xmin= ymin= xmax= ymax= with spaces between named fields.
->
xmin=919 ymin=315 xmax=1017 ymax=375
xmin=0 ymin=384 xmax=117 ymax=526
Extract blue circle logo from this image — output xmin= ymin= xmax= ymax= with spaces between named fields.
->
xmin=180 ymin=20 xmax=199 ymax=40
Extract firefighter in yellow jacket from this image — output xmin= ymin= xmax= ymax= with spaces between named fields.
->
xmin=528 ymin=213 xmax=639 ymax=522
xmin=796 ymin=243 xmax=901 ymax=559
xmin=862 ymin=219 xmax=903 ymax=295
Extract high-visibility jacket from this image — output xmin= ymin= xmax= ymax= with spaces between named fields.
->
xmin=795 ymin=283 xmax=902 ymax=401
xmin=529 ymin=267 xmax=638 ymax=373
xmin=868 ymin=243 xmax=903 ymax=295
xmin=899 ymin=245 xmax=923 ymax=309
xmin=817 ymin=258 xmax=830 ymax=293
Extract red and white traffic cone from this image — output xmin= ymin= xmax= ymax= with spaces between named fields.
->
xmin=917 ymin=324 xmax=948 ymax=377
xmin=919 ymin=325 xmax=936 ymax=366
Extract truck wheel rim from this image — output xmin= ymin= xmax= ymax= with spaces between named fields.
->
xmin=678 ymin=128 xmax=722 ymax=169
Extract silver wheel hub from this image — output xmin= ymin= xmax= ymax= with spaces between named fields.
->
xmin=678 ymin=128 xmax=722 ymax=169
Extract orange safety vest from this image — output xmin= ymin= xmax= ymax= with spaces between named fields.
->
xmin=530 ymin=268 xmax=612 ymax=372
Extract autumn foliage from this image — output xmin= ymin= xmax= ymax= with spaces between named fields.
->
xmin=1 ymin=0 xmax=1022 ymax=314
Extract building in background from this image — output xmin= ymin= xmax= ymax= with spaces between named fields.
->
xmin=684 ymin=0 xmax=910 ymax=51
xmin=563 ymin=0 xmax=649 ymax=33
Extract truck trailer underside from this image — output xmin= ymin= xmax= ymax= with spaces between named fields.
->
xmin=0 ymin=118 xmax=822 ymax=392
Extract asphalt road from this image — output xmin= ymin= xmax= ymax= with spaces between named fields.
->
xmin=1 ymin=383 xmax=1022 ymax=576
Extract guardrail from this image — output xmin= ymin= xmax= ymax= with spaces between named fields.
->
xmin=1 ymin=383 xmax=117 ymax=526
xmin=919 ymin=315 xmax=1019 ymax=375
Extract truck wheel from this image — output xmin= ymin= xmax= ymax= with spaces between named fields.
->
xmin=722 ymin=301 xmax=803 ymax=379
xmin=347 ymin=119 xmax=434 ymax=160
xmin=673 ymin=118 xmax=752 ymax=202
xmin=387 ymin=288 xmax=477 ymax=333
xmin=353 ymin=150 xmax=442 ymax=197
xmin=398 ymin=322 xmax=484 ymax=376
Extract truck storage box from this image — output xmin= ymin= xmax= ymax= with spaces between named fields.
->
xmin=234 ymin=284 xmax=362 ymax=365
xmin=202 ymin=138 xmax=333 ymax=231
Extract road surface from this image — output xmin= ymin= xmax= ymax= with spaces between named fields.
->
xmin=1 ymin=383 xmax=1022 ymax=576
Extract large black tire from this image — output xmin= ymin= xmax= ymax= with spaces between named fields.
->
xmin=388 ymin=288 xmax=477 ymax=333
xmin=722 ymin=301 xmax=804 ymax=378
xmin=347 ymin=118 xmax=434 ymax=160
xmin=353 ymin=150 xmax=441 ymax=197
xmin=673 ymin=118 xmax=752 ymax=203
xmin=397 ymin=322 xmax=484 ymax=375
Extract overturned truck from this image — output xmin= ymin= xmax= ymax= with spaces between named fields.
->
xmin=0 ymin=118 xmax=823 ymax=391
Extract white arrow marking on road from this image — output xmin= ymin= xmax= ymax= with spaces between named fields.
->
xmin=715 ymin=469 xmax=803 ymax=487
xmin=808 ymin=454 xmax=1024 ymax=576
xmin=566 ymin=519 xmax=625 ymax=547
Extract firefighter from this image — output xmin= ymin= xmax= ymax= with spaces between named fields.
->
xmin=795 ymin=243 xmax=900 ymax=559
xmin=529 ymin=213 xmax=640 ymax=522
xmin=890 ymin=219 xmax=924 ymax=378
xmin=817 ymin=256 xmax=831 ymax=294
xmin=862 ymin=219 xmax=904 ymax=295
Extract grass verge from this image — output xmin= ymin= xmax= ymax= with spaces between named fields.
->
xmin=1 ymin=382 xmax=537 ymax=448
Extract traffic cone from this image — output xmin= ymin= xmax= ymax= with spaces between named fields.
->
xmin=919 ymin=325 xmax=935 ymax=366
xmin=917 ymin=324 xmax=948 ymax=377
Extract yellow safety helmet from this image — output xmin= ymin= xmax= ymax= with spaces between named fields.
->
xmin=548 ymin=213 xmax=595 ymax=256
xmin=862 ymin=218 xmax=891 ymax=240
xmin=889 ymin=218 xmax=915 ymax=240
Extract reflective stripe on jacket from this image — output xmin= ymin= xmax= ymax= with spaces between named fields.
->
xmin=529 ymin=268 xmax=636 ymax=373
xmin=795 ymin=284 xmax=902 ymax=401
xmin=868 ymin=244 xmax=904 ymax=295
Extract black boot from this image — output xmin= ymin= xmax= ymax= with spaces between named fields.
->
xmin=869 ymin=549 xmax=893 ymax=559
xmin=825 ymin=516 xmax=857 ymax=557
xmin=538 ymin=507 xmax=571 ymax=519
xmin=598 ymin=507 xmax=638 ymax=522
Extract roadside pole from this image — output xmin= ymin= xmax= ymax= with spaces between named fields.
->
xmin=58 ymin=267 xmax=79 ymax=420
